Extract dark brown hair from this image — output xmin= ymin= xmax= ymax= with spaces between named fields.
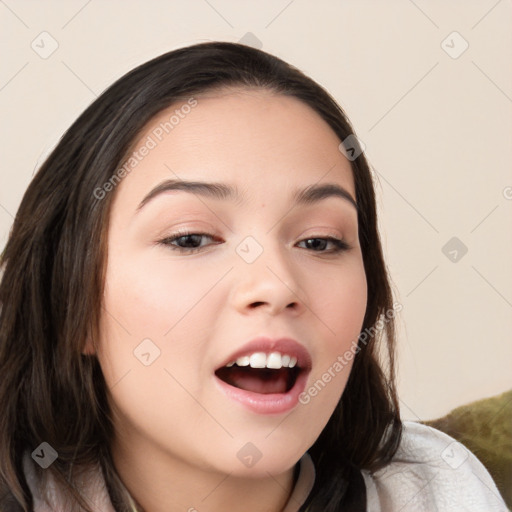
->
xmin=0 ymin=41 xmax=401 ymax=511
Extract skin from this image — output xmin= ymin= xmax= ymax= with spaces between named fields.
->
xmin=92 ymin=88 xmax=368 ymax=512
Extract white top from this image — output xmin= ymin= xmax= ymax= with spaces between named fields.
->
xmin=23 ymin=421 xmax=508 ymax=511
xmin=361 ymin=421 xmax=508 ymax=511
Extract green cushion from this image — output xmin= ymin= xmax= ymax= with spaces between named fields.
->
xmin=423 ymin=389 xmax=512 ymax=509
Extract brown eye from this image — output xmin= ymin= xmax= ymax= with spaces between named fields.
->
xmin=297 ymin=237 xmax=349 ymax=254
xmin=159 ymin=232 xmax=218 ymax=253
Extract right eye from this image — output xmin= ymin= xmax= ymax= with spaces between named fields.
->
xmin=158 ymin=231 xmax=220 ymax=253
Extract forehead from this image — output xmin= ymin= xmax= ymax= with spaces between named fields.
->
xmin=114 ymin=88 xmax=355 ymax=208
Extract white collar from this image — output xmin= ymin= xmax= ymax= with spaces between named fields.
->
xmin=23 ymin=450 xmax=316 ymax=512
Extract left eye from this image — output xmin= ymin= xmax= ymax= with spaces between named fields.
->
xmin=158 ymin=232 xmax=349 ymax=254
xmin=297 ymin=237 xmax=349 ymax=253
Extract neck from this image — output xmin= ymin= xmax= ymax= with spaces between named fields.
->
xmin=110 ymin=435 xmax=297 ymax=512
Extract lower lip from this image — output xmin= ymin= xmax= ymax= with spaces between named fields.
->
xmin=214 ymin=369 xmax=309 ymax=415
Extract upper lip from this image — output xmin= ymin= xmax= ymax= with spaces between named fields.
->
xmin=215 ymin=336 xmax=312 ymax=370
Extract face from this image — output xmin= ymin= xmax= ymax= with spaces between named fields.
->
xmin=94 ymin=88 xmax=367 ymax=478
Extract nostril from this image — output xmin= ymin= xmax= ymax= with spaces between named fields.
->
xmin=249 ymin=301 xmax=297 ymax=310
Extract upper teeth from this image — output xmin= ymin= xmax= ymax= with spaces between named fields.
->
xmin=226 ymin=352 xmax=298 ymax=369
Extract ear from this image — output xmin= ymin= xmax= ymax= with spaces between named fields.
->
xmin=82 ymin=337 xmax=96 ymax=356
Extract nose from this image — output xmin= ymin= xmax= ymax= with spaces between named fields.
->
xmin=230 ymin=241 xmax=307 ymax=316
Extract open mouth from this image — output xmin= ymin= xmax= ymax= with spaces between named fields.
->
xmin=214 ymin=352 xmax=303 ymax=395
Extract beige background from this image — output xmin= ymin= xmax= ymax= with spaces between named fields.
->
xmin=1 ymin=0 xmax=511 ymax=421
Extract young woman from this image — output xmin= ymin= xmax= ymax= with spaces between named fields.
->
xmin=0 ymin=41 xmax=506 ymax=512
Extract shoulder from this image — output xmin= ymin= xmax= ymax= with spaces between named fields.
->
xmin=362 ymin=421 xmax=509 ymax=512
xmin=21 ymin=449 xmax=115 ymax=512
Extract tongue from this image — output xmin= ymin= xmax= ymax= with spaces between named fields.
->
xmin=221 ymin=367 xmax=291 ymax=394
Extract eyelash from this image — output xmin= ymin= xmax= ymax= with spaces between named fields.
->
xmin=158 ymin=230 xmax=350 ymax=255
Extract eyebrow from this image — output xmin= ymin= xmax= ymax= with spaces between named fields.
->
xmin=136 ymin=179 xmax=358 ymax=212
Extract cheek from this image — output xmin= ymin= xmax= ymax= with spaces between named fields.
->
xmin=307 ymin=256 xmax=368 ymax=343
xmin=299 ymin=256 xmax=367 ymax=408
xmin=96 ymin=255 xmax=217 ymax=439
xmin=96 ymin=252 xmax=217 ymax=385
xmin=103 ymin=255 xmax=206 ymax=333
xmin=320 ymin=277 xmax=367 ymax=327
